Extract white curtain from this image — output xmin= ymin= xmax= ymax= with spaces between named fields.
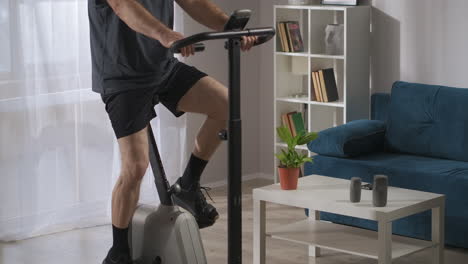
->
xmin=0 ymin=0 xmax=187 ymax=241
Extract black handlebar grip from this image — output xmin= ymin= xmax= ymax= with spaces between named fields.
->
xmin=254 ymin=30 xmax=276 ymax=47
xmin=172 ymin=43 xmax=206 ymax=54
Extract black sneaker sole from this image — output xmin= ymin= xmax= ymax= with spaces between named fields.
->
xmin=173 ymin=196 xmax=219 ymax=229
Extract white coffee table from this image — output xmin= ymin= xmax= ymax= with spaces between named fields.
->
xmin=253 ymin=175 xmax=445 ymax=264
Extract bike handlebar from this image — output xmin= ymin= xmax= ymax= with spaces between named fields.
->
xmin=170 ymin=27 xmax=276 ymax=53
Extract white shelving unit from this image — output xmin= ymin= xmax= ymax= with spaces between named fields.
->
xmin=273 ymin=5 xmax=370 ymax=182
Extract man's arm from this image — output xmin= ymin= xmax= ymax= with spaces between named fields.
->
xmin=107 ymin=0 xmax=195 ymax=56
xmin=175 ymin=0 xmax=257 ymax=51
xmin=175 ymin=0 xmax=228 ymax=31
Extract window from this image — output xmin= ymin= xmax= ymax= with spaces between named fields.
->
xmin=0 ymin=1 xmax=11 ymax=73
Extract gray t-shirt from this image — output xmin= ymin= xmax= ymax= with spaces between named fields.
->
xmin=88 ymin=0 xmax=178 ymax=94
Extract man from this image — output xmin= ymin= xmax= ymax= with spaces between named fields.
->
xmin=88 ymin=0 xmax=257 ymax=263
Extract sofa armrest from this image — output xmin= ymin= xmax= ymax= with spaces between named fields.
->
xmin=308 ymin=120 xmax=386 ymax=158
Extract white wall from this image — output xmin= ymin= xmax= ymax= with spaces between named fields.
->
xmin=371 ymin=0 xmax=468 ymax=92
xmin=258 ymin=0 xmax=468 ymax=176
xmin=179 ymin=0 xmax=262 ymax=184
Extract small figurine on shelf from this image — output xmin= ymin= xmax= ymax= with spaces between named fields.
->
xmin=325 ymin=24 xmax=344 ymax=55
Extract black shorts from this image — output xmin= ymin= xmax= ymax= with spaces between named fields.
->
xmin=101 ymin=62 xmax=208 ymax=139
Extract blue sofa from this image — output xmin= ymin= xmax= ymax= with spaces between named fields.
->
xmin=305 ymin=81 xmax=468 ymax=248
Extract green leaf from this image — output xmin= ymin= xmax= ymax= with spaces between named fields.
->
xmin=276 ymin=126 xmax=292 ymax=143
xmin=297 ymin=132 xmax=319 ymax=145
xmin=276 ymin=127 xmax=317 ymax=168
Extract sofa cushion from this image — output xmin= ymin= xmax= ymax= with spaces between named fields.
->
xmin=386 ymin=81 xmax=468 ymax=162
xmin=304 ymin=153 xmax=468 ymax=247
xmin=308 ymin=120 xmax=386 ymax=158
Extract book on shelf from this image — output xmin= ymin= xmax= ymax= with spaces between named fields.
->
xmin=281 ymin=112 xmax=294 ymax=136
xmin=277 ymin=23 xmax=284 ymax=52
xmin=310 ymin=68 xmax=339 ymax=103
xmin=287 ymin=112 xmax=297 ymax=137
xmin=311 ymin=71 xmax=320 ymax=102
xmin=277 ymin=22 xmax=288 ymax=52
xmin=321 ymin=68 xmax=339 ymax=102
xmin=286 ymin=21 xmax=304 ymax=52
xmin=281 ymin=111 xmax=306 ymax=138
xmin=277 ymin=21 xmax=304 ymax=52
xmin=283 ymin=22 xmax=291 ymax=52
xmin=291 ymin=112 xmax=306 ymax=135
xmin=281 ymin=113 xmax=290 ymax=132
xmin=318 ymin=70 xmax=329 ymax=102
xmin=286 ymin=23 xmax=294 ymax=52
xmin=313 ymin=71 xmax=324 ymax=102
xmin=277 ymin=22 xmax=289 ymax=52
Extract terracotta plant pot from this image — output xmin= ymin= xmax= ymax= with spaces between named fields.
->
xmin=278 ymin=167 xmax=300 ymax=190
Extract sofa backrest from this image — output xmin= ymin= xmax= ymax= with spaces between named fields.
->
xmin=386 ymin=81 xmax=468 ymax=162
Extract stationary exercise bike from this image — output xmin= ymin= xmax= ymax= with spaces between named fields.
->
xmin=128 ymin=10 xmax=275 ymax=264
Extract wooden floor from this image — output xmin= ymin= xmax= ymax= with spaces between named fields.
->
xmin=1 ymin=179 xmax=467 ymax=264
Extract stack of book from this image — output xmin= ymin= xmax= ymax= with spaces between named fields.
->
xmin=277 ymin=21 xmax=304 ymax=52
xmin=281 ymin=111 xmax=306 ymax=137
xmin=311 ymin=68 xmax=339 ymax=103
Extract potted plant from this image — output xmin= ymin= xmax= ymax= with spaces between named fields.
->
xmin=275 ymin=126 xmax=318 ymax=190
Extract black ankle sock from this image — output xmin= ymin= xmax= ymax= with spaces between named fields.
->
xmin=180 ymin=154 xmax=208 ymax=189
xmin=110 ymin=225 xmax=130 ymax=257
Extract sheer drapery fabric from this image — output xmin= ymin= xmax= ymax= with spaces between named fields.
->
xmin=0 ymin=0 xmax=187 ymax=241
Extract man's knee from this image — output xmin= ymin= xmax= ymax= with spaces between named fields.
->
xmin=120 ymin=159 xmax=149 ymax=190
xmin=208 ymin=87 xmax=228 ymax=122
xmin=116 ymin=127 xmax=150 ymax=190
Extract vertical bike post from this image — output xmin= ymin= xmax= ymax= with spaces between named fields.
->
xmin=227 ymin=37 xmax=242 ymax=264
xmin=147 ymin=124 xmax=174 ymax=206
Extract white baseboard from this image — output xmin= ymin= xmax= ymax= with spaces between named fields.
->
xmin=202 ymin=172 xmax=273 ymax=188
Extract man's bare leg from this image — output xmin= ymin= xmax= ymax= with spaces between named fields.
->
xmin=171 ymin=76 xmax=228 ymax=228
xmin=107 ymin=127 xmax=150 ymax=261
xmin=178 ymin=76 xmax=228 ymax=160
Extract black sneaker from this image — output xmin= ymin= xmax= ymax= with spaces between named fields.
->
xmin=102 ymin=249 xmax=133 ymax=264
xmin=172 ymin=178 xmax=219 ymax=229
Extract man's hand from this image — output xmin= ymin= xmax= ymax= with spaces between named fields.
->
xmin=160 ymin=29 xmax=195 ymax=57
xmin=241 ymin=36 xmax=257 ymax=52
